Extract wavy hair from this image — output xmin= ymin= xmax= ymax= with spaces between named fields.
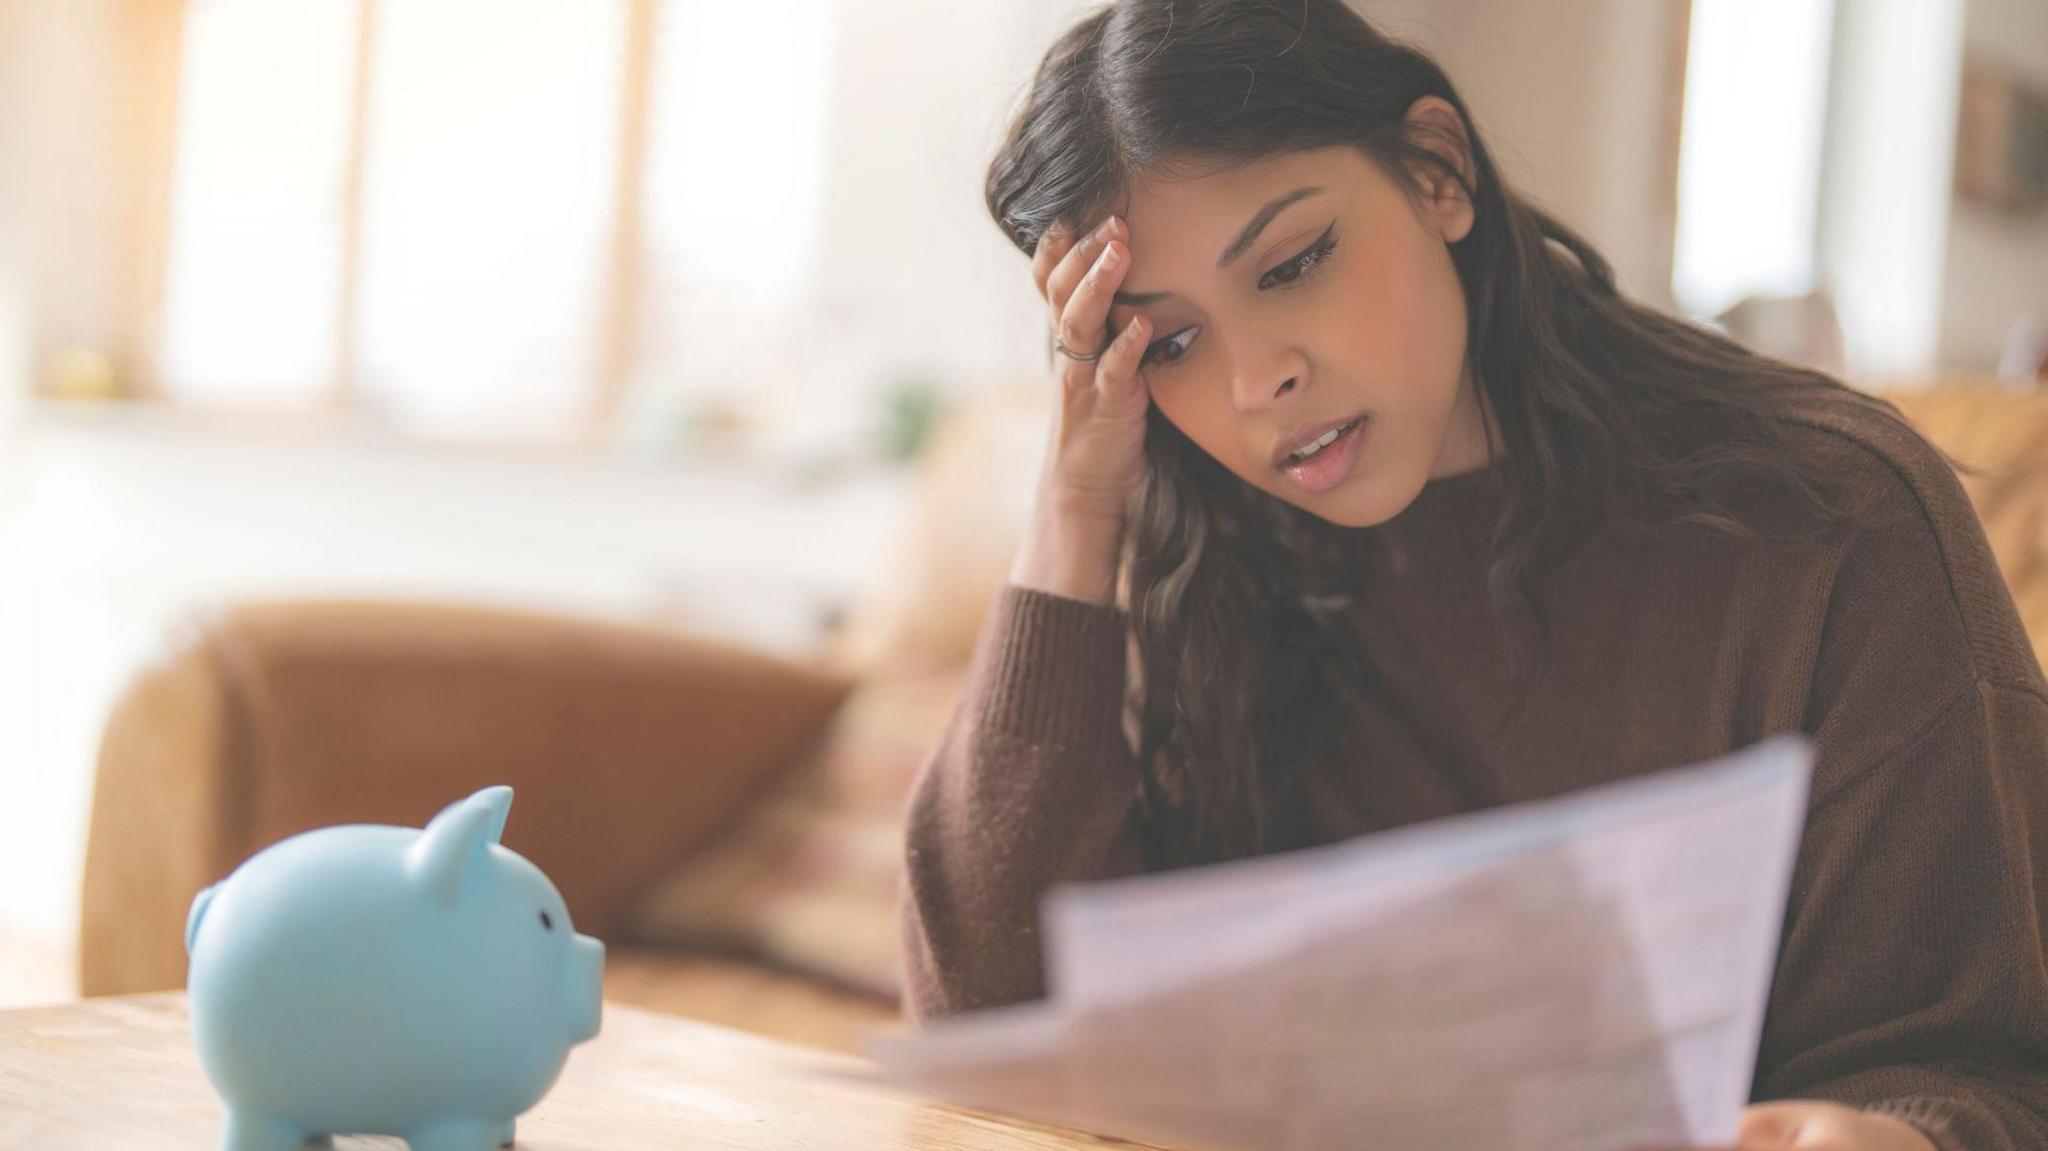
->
xmin=984 ymin=0 xmax=1926 ymax=867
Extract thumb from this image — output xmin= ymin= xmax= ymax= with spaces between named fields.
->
xmin=1736 ymin=1101 xmax=1816 ymax=1149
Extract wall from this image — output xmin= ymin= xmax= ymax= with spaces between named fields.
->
xmin=809 ymin=0 xmax=1101 ymax=416
xmin=0 ymin=0 xmax=120 ymax=379
xmin=1939 ymin=0 xmax=2048 ymax=372
xmin=1360 ymin=0 xmax=1687 ymax=309
xmin=0 ymin=0 xmax=118 ymax=1001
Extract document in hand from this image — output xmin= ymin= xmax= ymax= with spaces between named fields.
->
xmin=856 ymin=735 xmax=1815 ymax=1151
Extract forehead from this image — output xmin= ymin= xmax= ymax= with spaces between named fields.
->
xmin=1119 ymin=144 xmax=1379 ymax=237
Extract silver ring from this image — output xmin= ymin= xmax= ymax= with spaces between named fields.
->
xmin=1053 ymin=336 xmax=1109 ymax=363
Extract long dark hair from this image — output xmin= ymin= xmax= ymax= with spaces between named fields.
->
xmin=984 ymin=0 xmax=1924 ymax=867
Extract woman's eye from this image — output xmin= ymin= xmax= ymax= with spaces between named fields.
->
xmin=1133 ymin=229 xmax=1335 ymax=373
xmin=1139 ymin=325 xmax=1200 ymax=371
xmin=1258 ymin=227 xmax=1339 ymax=291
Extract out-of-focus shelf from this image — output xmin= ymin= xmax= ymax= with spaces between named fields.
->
xmin=19 ymin=396 xmax=909 ymax=495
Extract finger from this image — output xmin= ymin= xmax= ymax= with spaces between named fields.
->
xmin=1055 ymin=238 xmax=1128 ymax=388
xmin=1030 ymin=218 xmax=1075 ymax=301
xmin=1091 ymin=313 xmax=1152 ymax=401
xmin=1046 ymin=214 xmax=1122 ymax=318
xmin=1738 ymin=1101 xmax=1852 ymax=1149
xmin=1738 ymin=1105 xmax=1803 ymax=1149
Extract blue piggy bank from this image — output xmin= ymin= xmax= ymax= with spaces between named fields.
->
xmin=185 ymin=785 xmax=605 ymax=1151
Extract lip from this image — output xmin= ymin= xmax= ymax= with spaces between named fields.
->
xmin=1271 ymin=411 xmax=1371 ymax=470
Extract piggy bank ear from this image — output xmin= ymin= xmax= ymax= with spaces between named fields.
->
xmin=407 ymin=786 xmax=515 ymax=906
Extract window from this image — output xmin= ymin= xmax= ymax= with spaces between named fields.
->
xmin=157 ymin=0 xmax=355 ymax=402
xmin=153 ymin=0 xmax=835 ymax=441
xmin=354 ymin=0 xmax=627 ymax=437
xmin=633 ymin=0 xmax=833 ymax=410
xmin=1671 ymin=0 xmax=1838 ymax=318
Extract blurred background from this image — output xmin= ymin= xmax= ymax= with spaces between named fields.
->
xmin=0 ymin=0 xmax=2043 ymax=1015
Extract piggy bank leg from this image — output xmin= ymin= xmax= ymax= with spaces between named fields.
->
xmin=404 ymin=1117 xmax=499 ymax=1151
xmin=496 ymin=1118 xmax=515 ymax=1147
xmin=221 ymin=1111 xmax=309 ymax=1151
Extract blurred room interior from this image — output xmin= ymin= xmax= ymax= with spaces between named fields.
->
xmin=0 ymin=0 xmax=2043 ymax=1031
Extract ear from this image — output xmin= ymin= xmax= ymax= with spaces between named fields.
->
xmin=185 ymin=883 xmax=218 ymax=955
xmin=406 ymin=785 xmax=515 ymax=907
xmin=1400 ymin=95 xmax=1477 ymax=245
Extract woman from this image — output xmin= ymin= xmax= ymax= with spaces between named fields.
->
xmin=897 ymin=3 xmax=2048 ymax=1149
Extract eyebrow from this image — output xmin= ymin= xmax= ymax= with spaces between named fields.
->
xmin=1112 ymin=185 xmax=1325 ymax=307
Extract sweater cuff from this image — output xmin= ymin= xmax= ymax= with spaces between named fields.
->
xmin=976 ymin=583 xmax=1131 ymax=750
xmin=1860 ymin=1095 xmax=1964 ymax=1151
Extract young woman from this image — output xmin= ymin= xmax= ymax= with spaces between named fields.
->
xmin=897 ymin=3 xmax=2048 ymax=1148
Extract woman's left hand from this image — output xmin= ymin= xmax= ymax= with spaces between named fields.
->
xmin=1625 ymin=1100 xmax=1938 ymax=1151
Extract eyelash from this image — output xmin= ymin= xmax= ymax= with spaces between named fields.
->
xmin=1138 ymin=226 xmax=1341 ymax=372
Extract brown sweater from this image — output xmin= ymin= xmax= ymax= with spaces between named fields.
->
xmin=897 ymin=390 xmax=2048 ymax=1151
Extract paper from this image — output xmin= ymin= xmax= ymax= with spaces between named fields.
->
xmin=857 ymin=735 xmax=1813 ymax=1151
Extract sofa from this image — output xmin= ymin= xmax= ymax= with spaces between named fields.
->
xmin=76 ymin=377 xmax=2048 ymax=1056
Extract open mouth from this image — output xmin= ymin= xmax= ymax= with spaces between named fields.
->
xmin=1284 ymin=416 xmax=1365 ymax=465
xmin=1278 ymin=415 xmax=1369 ymax=495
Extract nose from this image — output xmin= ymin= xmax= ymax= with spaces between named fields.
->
xmin=566 ymin=933 xmax=605 ymax=1043
xmin=1227 ymin=334 xmax=1305 ymax=412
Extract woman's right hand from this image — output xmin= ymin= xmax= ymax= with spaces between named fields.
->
xmin=1031 ymin=213 xmax=1154 ymax=527
xmin=1008 ymin=213 xmax=1154 ymax=606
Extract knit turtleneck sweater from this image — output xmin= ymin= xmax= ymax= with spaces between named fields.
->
xmin=897 ymin=388 xmax=2048 ymax=1151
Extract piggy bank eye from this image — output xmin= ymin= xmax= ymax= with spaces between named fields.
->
xmin=539 ymin=910 xmax=554 ymax=931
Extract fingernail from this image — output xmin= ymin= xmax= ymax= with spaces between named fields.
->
xmin=1099 ymin=243 xmax=1120 ymax=269
xmin=1096 ymin=215 xmax=1119 ymax=241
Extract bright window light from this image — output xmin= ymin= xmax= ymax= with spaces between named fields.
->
xmin=158 ymin=0 xmax=357 ymax=402
xmin=354 ymin=0 xmax=629 ymax=438
xmin=633 ymin=0 xmax=835 ymax=402
xmin=1672 ymin=0 xmax=1838 ymax=318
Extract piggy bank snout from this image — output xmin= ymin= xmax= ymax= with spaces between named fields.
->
xmin=566 ymin=933 xmax=604 ymax=1044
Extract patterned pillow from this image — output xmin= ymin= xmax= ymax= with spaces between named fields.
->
xmin=622 ymin=665 xmax=967 ymax=1000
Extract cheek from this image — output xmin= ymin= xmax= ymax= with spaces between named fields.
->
xmin=1147 ymin=381 xmax=1229 ymax=460
xmin=1142 ymin=242 xmax=1468 ymax=490
xmin=1145 ymin=373 xmax=1276 ymax=492
xmin=1332 ymin=239 xmax=1468 ymax=411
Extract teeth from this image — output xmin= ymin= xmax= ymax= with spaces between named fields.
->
xmin=1289 ymin=420 xmax=1353 ymax=463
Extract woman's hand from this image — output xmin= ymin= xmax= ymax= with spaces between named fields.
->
xmin=1029 ymin=213 xmax=1154 ymax=527
xmin=1007 ymin=214 xmax=1156 ymax=606
xmin=1627 ymin=1100 xmax=1939 ymax=1151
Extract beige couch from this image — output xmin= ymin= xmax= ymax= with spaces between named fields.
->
xmin=77 ymin=379 xmax=2048 ymax=1055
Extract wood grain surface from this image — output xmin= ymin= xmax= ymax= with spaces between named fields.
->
xmin=0 ymin=993 xmax=1160 ymax=1150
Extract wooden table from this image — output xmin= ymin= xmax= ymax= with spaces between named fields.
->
xmin=0 ymin=993 xmax=1153 ymax=1150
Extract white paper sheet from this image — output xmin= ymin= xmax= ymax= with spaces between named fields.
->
xmin=856 ymin=735 xmax=1814 ymax=1151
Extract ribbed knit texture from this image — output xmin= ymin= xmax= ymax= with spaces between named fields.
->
xmin=897 ymin=389 xmax=2048 ymax=1149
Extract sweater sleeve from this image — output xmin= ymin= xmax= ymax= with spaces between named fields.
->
xmin=1757 ymin=680 xmax=2048 ymax=1151
xmin=896 ymin=583 xmax=1150 ymax=1023
xmin=1748 ymin=433 xmax=2048 ymax=1150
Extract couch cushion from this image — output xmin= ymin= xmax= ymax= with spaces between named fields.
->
xmin=197 ymin=600 xmax=850 ymax=940
xmin=621 ymin=667 xmax=965 ymax=1001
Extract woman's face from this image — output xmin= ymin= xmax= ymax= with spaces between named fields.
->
xmin=1106 ymin=102 xmax=1493 ymax=528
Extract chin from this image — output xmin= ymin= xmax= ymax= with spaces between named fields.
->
xmin=1321 ymin=489 xmax=1413 ymax=529
xmin=1270 ymin=467 xmax=1423 ymax=529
